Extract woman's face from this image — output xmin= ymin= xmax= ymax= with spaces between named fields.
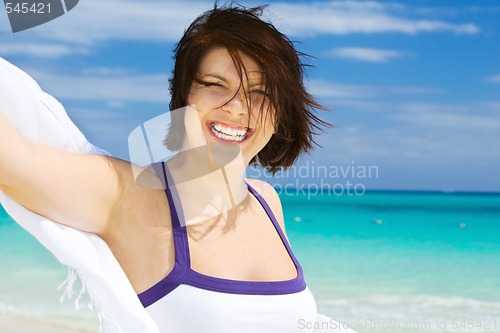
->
xmin=187 ymin=47 xmax=275 ymax=166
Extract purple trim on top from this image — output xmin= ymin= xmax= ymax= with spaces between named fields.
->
xmin=244 ymin=181 xmax=303 ymax=270
xmin=184 ymin=268 xmax=305 ymax=296
xmin=137 ymin=163 xmax=307 ymax=308
xmin=138 ymin=163 xmax=190 ymax=308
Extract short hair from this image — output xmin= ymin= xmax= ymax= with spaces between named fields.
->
xmin=166 ymin=2 xmax=329 ymax=174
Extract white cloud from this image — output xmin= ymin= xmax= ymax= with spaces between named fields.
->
xmin=316 ymin=100 xmax=500 ymax=191
xmin=270 ymin=1 xmax=480 ymax=36
xmin=23 ymin=67 xmax=170 ymax=103
xmin=307 ymin=79 xmax=439 ymax=99
xmin=392 ymin=102 xmax=500 ymax=129
xmin=486 ymin=74 xmax=500 ymax=83
xmin=328 ymin=47 xmax=410 ymax=63
xmin=307 ymin=79 xmax=379 ymax=98
xmin=414 ymin=5 xmax=500 ymax=17
xmin=0 ymin=43 xmax=90 ymax=58
xmin=21 ymin=0 xmax=208 ymax=44
xmin=325 ymin=123 xmax=500 ymax=191
xmin=319 ymin=101 xmax=500 ymax=167
xmin=107 ymin=101 xmax=127 ymax=109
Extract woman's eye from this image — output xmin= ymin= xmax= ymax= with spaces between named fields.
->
xmin=197 ymin=80 xmax=223 ymax=88
xmin=204 ymin=82 xmax=222 ymax=87
xmin=251 ymin=89 xmax=268 ymax=97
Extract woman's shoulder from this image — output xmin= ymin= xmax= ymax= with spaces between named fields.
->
xmin=245 ymin=178 xmax=278 ymax=198
xmin=106 ymin=161 xmax=173 ymax=235
xmin=245 ymin=178 xmax=286 ymax=231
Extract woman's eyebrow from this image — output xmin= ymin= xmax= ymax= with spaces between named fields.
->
xmin=199 ymin=73 xmax=228 ymax=82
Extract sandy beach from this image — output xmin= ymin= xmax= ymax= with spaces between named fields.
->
xmin=0 ymin=315 xmax=98 ymax=333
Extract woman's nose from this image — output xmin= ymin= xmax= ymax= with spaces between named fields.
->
xmin=221 ymin=90 xmax=249 ymax=116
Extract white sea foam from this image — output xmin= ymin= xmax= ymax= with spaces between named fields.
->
xmin=318 ymin=294 xmax=500 ymax=332
xmin=0 ymin=302 xmax=98 ymax=332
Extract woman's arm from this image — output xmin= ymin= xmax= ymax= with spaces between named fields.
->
xmin=0 ymin=112 xmax=121 ymax=235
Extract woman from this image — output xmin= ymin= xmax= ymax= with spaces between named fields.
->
xmin=0 ymin=3 xmax=347 ymax=333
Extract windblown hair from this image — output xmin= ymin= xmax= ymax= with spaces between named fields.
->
xmin=165 ymin=2 xmax=329 ymax=174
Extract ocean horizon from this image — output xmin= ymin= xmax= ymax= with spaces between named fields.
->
xmin=1 ymin=189 xmax=499 ymax=332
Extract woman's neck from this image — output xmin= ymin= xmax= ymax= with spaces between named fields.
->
xmin=165 ymin=143 xmax=248 ymax=227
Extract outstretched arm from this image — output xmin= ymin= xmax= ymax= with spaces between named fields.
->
xmin=0 ymin=112 xmax=121 ymax=235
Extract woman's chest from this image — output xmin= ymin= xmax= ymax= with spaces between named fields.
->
xmin=108 ymin=191 xmax=297 ymax=293
xmin=186 ymin=200 xmax=297 ymax=281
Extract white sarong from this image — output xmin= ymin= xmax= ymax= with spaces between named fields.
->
xmin=0 ymin=57 xmax=160 ymax=333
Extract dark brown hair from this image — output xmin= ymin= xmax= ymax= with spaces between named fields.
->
xmin=166 ymin=2 xmax=329 ymax=174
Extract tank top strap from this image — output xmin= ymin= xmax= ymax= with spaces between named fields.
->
xmin=151 ymin=162 xmax=190 ymax=264
xmin=138 ymin=163 xmax=190 ymax=308
xmin=244 ymin=181 xmax=302 ymax=269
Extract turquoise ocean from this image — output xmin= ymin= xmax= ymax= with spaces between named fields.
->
xmin=1 ymin=191 xmax=499 ymax=332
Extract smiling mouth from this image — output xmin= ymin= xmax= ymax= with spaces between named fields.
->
xmin=208 ymin=122 xmax=252 ymax=142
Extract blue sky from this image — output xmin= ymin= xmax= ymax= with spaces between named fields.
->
xmin=1 ymin=0 xmax=499 ymax=192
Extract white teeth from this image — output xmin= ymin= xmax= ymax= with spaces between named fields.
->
xmin=211 ymin=123 xmax=248 ymax=142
